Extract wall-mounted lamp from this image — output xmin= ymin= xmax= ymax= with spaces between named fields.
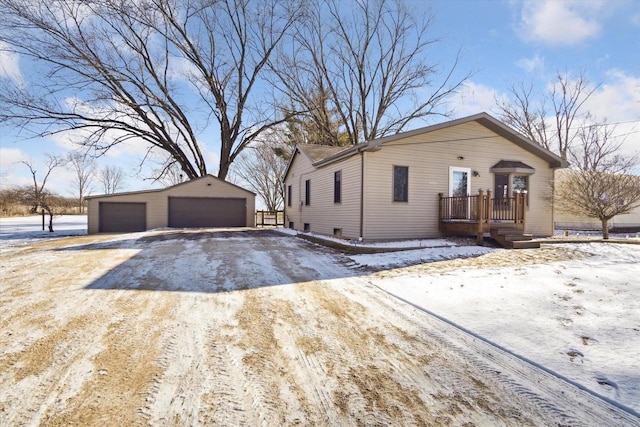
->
xmin=472 ymin=170 xmax=480 ymax=177
xmin=457 ymin=156 xmax=464 ymax=160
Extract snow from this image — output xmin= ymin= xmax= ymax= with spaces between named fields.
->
xmin=2 ymin=219 xmax=639 ymax=419
xmin=0 ymin=215 xmax=87 ymax=252
xmin=350 ymin=245 xmax=493 ymax=267
xmin=275 ymin=227 xmax=462 ymax=248
xmin=366 ymin=242 xmax=640 ymax=415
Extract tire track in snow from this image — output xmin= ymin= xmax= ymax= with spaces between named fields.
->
xmin=368 ymin=280 xmax=640 ymax=426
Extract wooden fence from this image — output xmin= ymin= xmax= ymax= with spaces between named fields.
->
xmin=255 ymin=210 xmax=285 ymax=227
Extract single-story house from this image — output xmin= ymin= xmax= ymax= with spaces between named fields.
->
xmin=283 ymin=112 xmax=568 ymax=243
xmin=86 ymin=174 xmax=255 ymax=234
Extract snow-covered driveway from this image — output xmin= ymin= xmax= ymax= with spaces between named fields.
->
xmin=0 ymin=229 xmax=637 ymax=425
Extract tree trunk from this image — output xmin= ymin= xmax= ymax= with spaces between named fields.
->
xmin=48 ymin=211 xmax=54 ymax=232
xmin=601 ymin=218 xmax=609 ymax=240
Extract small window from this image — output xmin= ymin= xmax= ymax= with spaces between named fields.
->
xmin=393 ymin=166 xmax=408 ymax=202
xmin=334 ymin=171 xmax=342 ymax=204
xmin=287 ymin=185 xmax=292 ymax=207
xmin=513 ymin=175 xmax=529 ymax=205
xmin=304 ymin=223 xmax=310 ymax=231
xmin=305 ymin=180 xmax=310 ymax=206
xmin=333 ymin=228 xmax=342 ymax=238
xmin=289 ymin=221 xmax=294 ymax=229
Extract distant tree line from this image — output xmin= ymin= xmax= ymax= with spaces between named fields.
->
xmin=0 ymin=186 xmax=77 ymax=218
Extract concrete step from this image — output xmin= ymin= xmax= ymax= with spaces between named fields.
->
xmin=511 ymin=240 xmax=541 ymax=249
xmin=505 ymin=234 xmax=533 ymax=242
xmin=492 ymin=226 xmax=520 ymax=235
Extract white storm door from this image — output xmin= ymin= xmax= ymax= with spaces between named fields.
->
xmin=449 ymin=167 xmax=471 ymax=219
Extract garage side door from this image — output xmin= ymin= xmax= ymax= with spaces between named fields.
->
xmin=168 ymin=197 xmax=246 ymax=228
xmin=99 ymin=202 xmax=146 ymax=232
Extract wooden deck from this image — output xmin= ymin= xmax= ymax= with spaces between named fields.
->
xmin=439 ymin=191 xmax=539 ymax=249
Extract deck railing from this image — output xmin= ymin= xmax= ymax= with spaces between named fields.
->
xmin=439 ymin=190 xmax=527 ymax=243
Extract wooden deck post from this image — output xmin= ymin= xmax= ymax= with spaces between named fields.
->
xmin=521 ymin=191 xmax=527 ymax=231
xmin=438 ymin=193 xmax=443 ymax=231
xmin=477 ymin=189 xmax=484 ymax=245
xmin=486 ymin=190 xmax=492 ymax=231
xmin=514 ymin=190 xmax=520 ymax=227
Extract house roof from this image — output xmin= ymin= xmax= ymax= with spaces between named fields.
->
xmin=296 ymin=143 xmax=354 ymax=163
xmin=86 ymin=173 xmax=255 ymax=199
xmin=364 ymin=112 xmax=568 ymax=168
xmin=491 ymin=160 xmax=535 ymax=170
xmin=283 ymin=112 xmax=569 ymax=180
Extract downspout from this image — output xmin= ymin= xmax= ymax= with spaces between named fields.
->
xmin=359 ymin=149 xmax=365 ymax=240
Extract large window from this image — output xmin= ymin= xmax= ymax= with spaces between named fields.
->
xmin=305 ymin=179 xmax=310 ymax=206
xmin=287 ymin=185 xmax=292 ymax=207
xmin=334 ymin=171 xmax=342 ymax=204
xmin=393 ymin=166 xmax=408 ymax=202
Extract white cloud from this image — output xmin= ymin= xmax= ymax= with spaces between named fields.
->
xmin=0 ymin=147 xmax=30 ymax=190
xmin=452 ymin=81 xmax=503 ymax=117
xmin=583 ymin=70 xmax=640 ymax=157
xmin=516 ymin=53 xmax=545 ymax=74
xmin=0 ymin=147 xmax=28 ymax=168
xmin=519 ymin=1 xmax=604 ymax=46
xmin=0 ymin=41 xmax=24 ymax=87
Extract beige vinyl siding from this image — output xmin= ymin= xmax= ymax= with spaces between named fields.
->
xmin=284 ymin=151 xmax=362 ymax=239
xmin=363 ymin=121 xmax=556 ymax=240
xmin=87 ymin=175 xmax=255 ymax=233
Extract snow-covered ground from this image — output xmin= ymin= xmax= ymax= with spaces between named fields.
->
xmin=1 ymin=219 xmax=638 ymax=422
xmin=0 ymin=215 xmax=87 ymax=251
xmin=362 ymin=242 xmax=640 ymax=415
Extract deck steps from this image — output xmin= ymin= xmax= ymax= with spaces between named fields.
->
xmin=490 ymin=225 xmax=540 ymax=249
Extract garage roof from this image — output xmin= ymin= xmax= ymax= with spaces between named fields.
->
xmin=86 ymin=174 xmax=256 ymax=199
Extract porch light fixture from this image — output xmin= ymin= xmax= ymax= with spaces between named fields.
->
xmin=472 ymin=170 xmax=480 ymax=177
xmin=457 ymin=156 xmax=464 ymax=160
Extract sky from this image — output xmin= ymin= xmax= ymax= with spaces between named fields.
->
xmin=1 ymin=0 xmax=639 ymax=200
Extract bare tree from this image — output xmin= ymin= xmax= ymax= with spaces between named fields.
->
xmin=233 ymin=140 xmax=288 ymax=211
xmin=495 ymin=81 xmax=549 ymax=149
xmin=156 ymin=162 xmax=187 ymax=187
xmin=556 ymin=123 xmax=640 ymax=239
xmin=497 ymin=71 xmax=598 ymax=160
xmin=551 ymin=72 xmax=598 ymax=160
xmin=0 ymin=0 xmax=303 ymax=181
xmin=20 ymin=155 xmax=65 ymax=231
xmin=67 ymin=152 xmax=95 ymax=213
xmin=98 ymin=165 xmax=125 ymax=195
xmin=271 ymin=0 xmax=467 ymax=146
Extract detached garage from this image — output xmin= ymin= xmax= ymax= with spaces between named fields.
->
xmin=86 ymin=175 xmax=255 ymax=234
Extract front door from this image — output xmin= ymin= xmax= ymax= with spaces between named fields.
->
xmin=449 ymin=167 xmax=471 ymax=219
